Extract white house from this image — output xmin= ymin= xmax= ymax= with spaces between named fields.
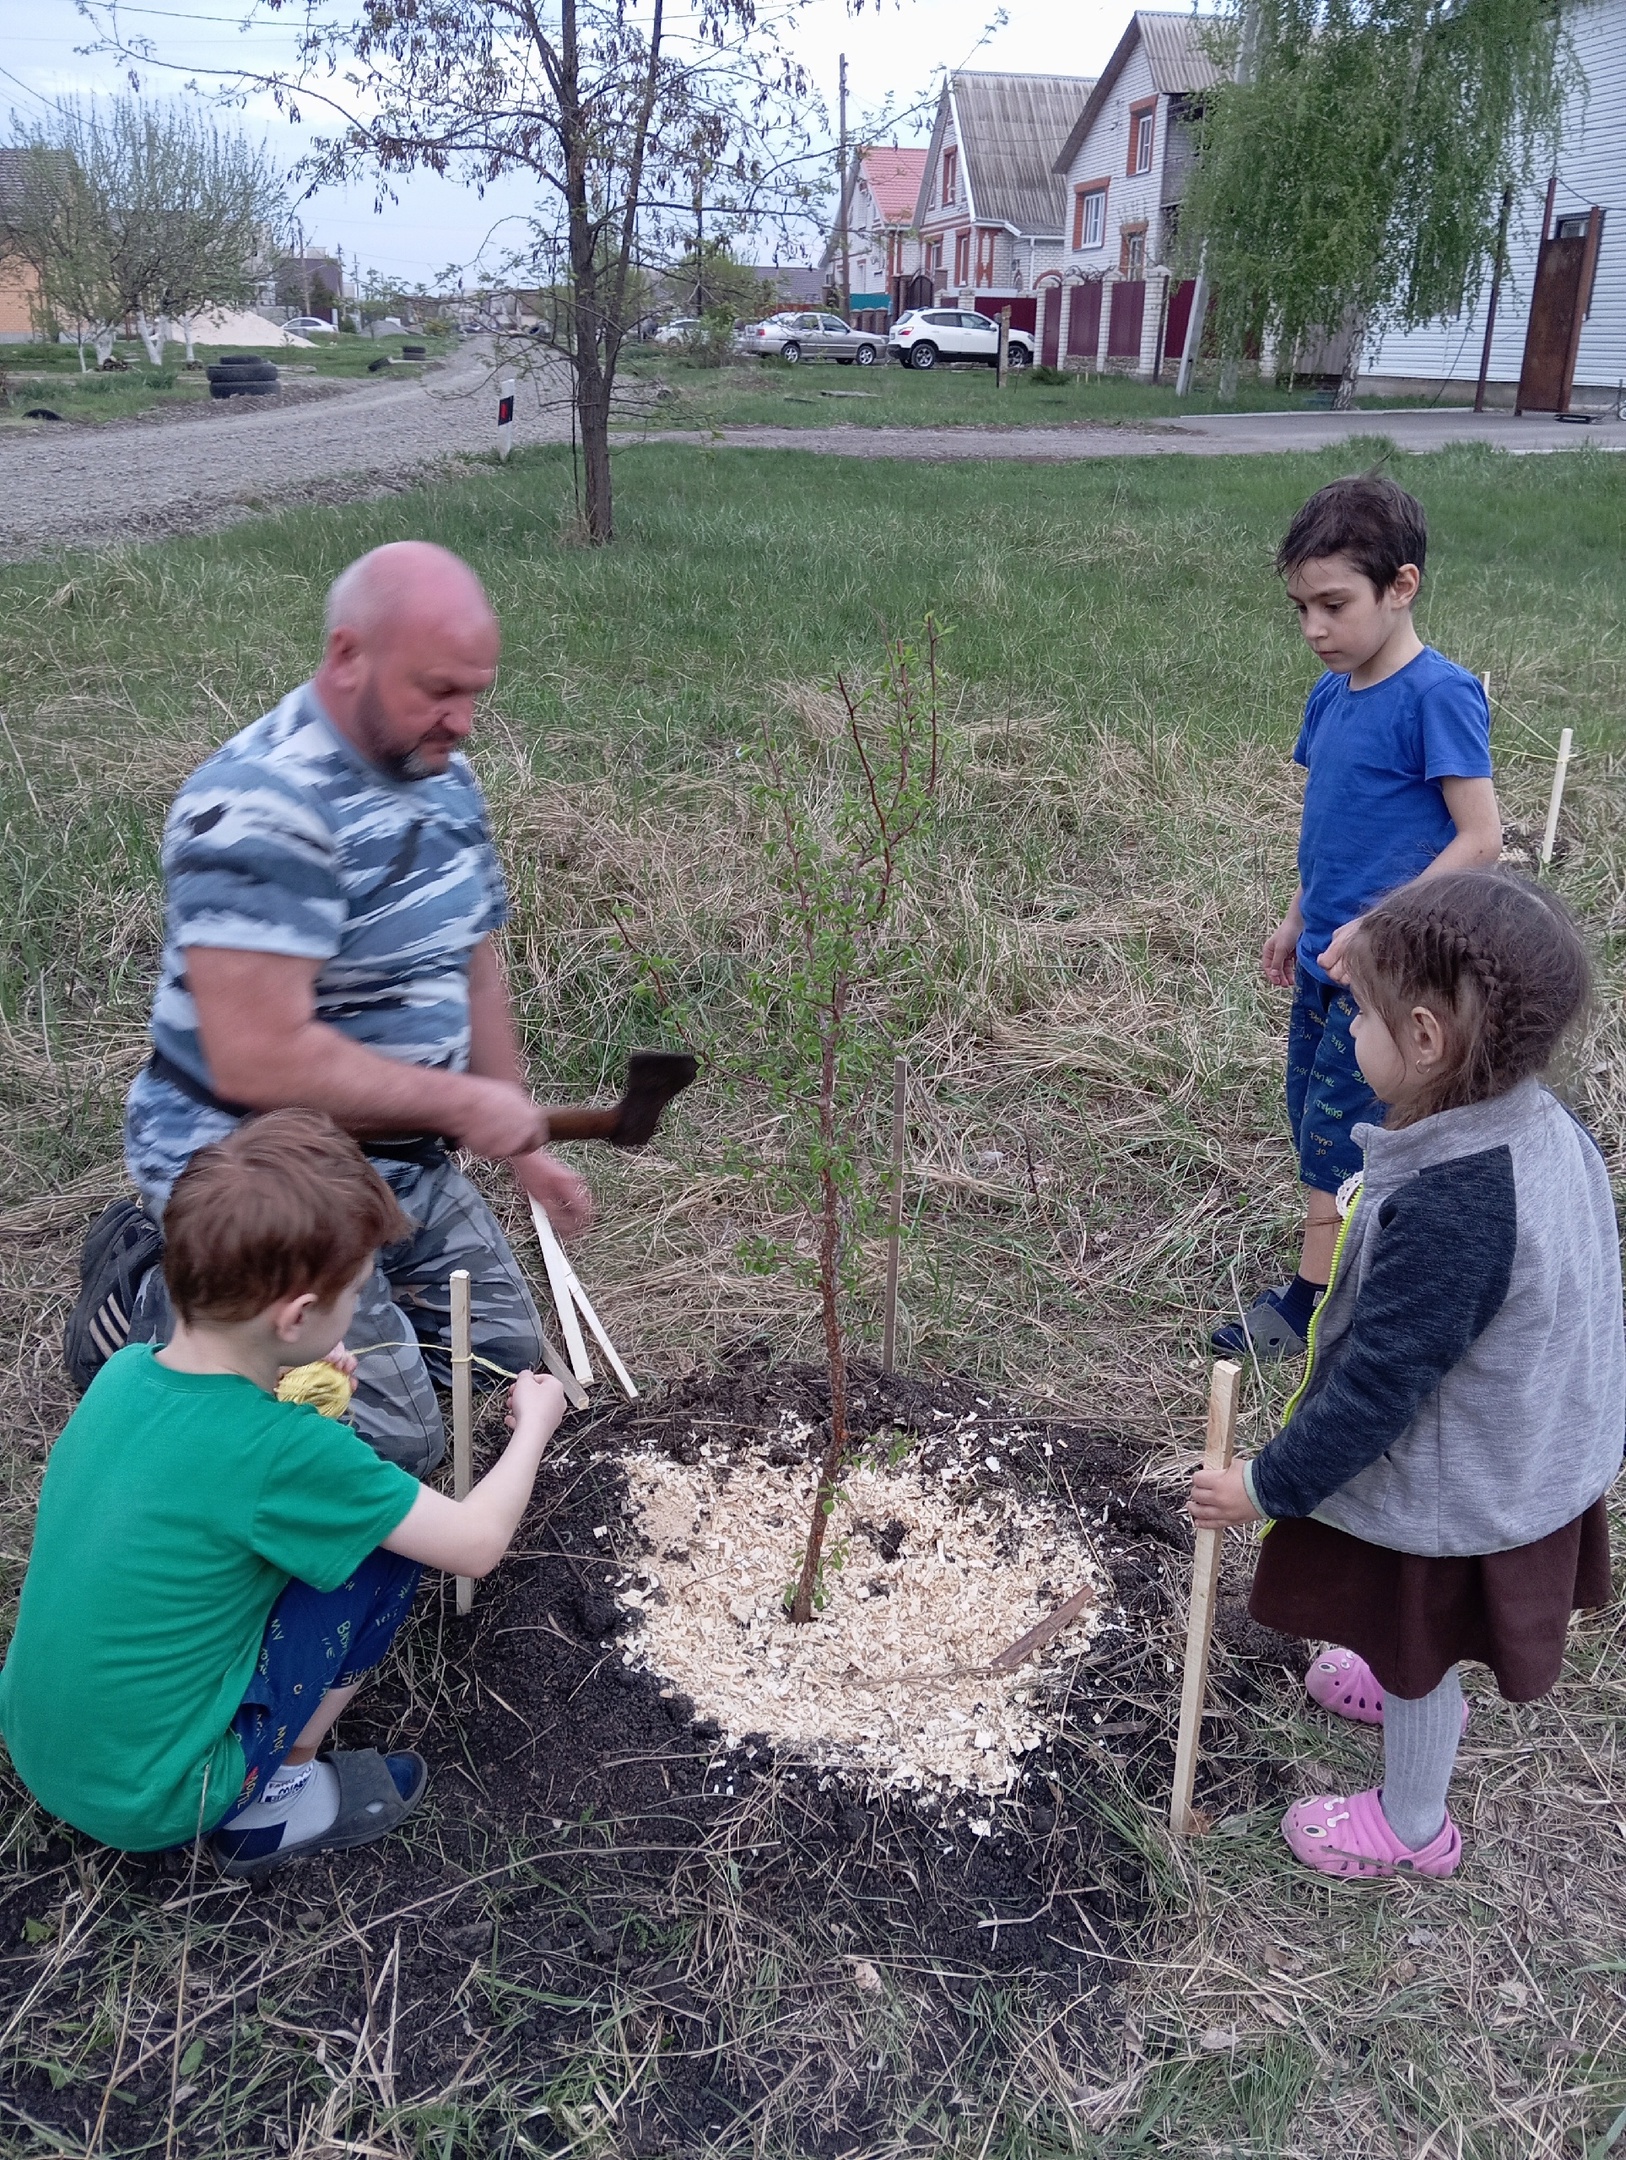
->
xmin=1047 ymin=11 xmax=1222 ymax=377
xmin=912 ymin=72 xmax=1096 ymax=337
xmin=1362 ymin=0 xmax=1623 ymax=409
xmin=821 ymin=146 xmax=929 ymax=330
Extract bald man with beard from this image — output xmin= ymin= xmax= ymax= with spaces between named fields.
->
xmin=114 ymin=542 xmax=590 ymax=1473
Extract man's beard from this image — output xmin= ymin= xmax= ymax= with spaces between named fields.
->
xmin=354 ymin=675 xmax=453 ymax=782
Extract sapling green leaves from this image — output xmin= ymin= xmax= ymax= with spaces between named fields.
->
xmin=747 ymin=623 xmax=944 ymax=1624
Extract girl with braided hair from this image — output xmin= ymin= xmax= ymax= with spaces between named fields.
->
xmin=1192 ymin=870 xmax=1623 ymax=1879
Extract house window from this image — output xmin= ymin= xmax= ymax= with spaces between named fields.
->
xmin=942 ymin=146 xmax=958 ymax=206
xmin=1121 ymin=224 xmax=1147 ymax=279
xmin=1073 ymin=184 xmax=1107 ymax=251
xmin=1128 ymin=99 xmax=1156 ymax=176
xmin=929 ymin=237 xmax=944 ymax=274
xmin=975 ymin=227 xmax=996 ymax=285
xmin=954 ymin=228 xmax=971 ymax=284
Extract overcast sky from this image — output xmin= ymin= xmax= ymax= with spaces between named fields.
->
xmin=4 ymin=0 xmax=1139 ymax=284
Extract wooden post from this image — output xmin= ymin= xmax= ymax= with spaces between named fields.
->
xmin=451 ymin=1268 xmax=474 ymax=1616
xmin=996 ymin=304 xmax=1011 ymax=389
xmin=881 ymin=1056 xmax=907 ymax=1373
xmin=1170 ymin=1359 xmax=1241 ymax=1836
xmin=1540 ymin=727 xmax=1573 ymax=868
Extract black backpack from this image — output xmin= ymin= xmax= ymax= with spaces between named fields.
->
xmin=63 ymin=1200 xmax=164 ymax=1394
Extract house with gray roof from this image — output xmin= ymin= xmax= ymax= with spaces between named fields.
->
xmin=912 ymin=73 xmax=1096 ymax=334
xmin=1046 ymin=11 xmax=1223 ymax=376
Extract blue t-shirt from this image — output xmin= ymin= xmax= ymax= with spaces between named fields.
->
xmin=1294 ymin=647 xmax=1492 ymax=983
xmin=124 ymin=683 xmax=510 ymax=1208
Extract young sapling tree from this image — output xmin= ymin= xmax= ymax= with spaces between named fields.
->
xmin=750 ymin=624 xmax=943 ymax=1624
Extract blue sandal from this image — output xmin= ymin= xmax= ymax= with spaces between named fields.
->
xmin=210 ymin=1748 xmax=427 ymax=1879
xmin=1211 ymin=1285 xmax=1309 ymax=1363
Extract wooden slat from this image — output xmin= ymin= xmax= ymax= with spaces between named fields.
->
xmin=1170 ymin=1359 xmax=1241 ymax=1836
xmin=450 ymin=1268 xmax=474 ymax=1617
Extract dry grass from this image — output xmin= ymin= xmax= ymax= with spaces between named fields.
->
xmin=0 ymin=444 xmax=1623 ymax=2153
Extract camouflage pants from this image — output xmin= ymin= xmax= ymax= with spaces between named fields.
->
xmin=131 ymin=1153 xmax=546 ymax=1475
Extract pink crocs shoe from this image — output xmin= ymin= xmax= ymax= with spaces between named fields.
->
xmin=1305 ymin=1649 xmax=1470 ymax=1733
xmin=1281 ymin=1787 xmax=1462 ymax=1879
xmin=1305 ymin=1647 xmax=1385 ymax=1724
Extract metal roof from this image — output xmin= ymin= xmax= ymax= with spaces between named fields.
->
xmin=860 ymin=146 xmax=929 ymax=223
xmin=1054 ymin=13 xmax=1225 ymax=172
xmin=918 ymin=72 xmax=1096 ymax=237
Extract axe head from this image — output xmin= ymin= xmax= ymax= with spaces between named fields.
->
xmin=609 ymin=1050 xmax=698 ymax=1147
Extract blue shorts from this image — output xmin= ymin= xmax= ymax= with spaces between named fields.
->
xmin=1286 ymin=962 xmax=1383 ymax=1195
xmin=229 ymin=1547 xmax=421 ymax=1807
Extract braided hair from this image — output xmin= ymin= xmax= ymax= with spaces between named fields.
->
xmin=1344 ymin=871 xmax=1591 ymax=1127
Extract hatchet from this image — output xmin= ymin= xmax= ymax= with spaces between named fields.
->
xmin=541 ymin=1050 xmax=697 ymax=1147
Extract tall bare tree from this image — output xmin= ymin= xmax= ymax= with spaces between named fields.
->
xmin=89 ymin=0 xmax=824 ymax=541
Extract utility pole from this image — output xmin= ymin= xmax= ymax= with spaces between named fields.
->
xmin=694 ymin=175 xmax=705 ymax=317
xmin=1474 ymin=183 xmax=1515 ymax=413
xmin=838 ymin=53 xmax=851 ymax=320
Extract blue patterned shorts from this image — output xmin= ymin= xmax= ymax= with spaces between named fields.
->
xmin=229 ymin=1548 xmax=421 ymax=1806
xmin=1286 ymin=962 xmax=1383 ymax=1195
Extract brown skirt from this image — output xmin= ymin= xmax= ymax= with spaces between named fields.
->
xmin=1248 ymin=1498 xmax=1613 ymax=1702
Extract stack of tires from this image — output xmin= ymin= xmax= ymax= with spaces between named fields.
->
xmin=206 ymin=353 xmax=279 ymax=400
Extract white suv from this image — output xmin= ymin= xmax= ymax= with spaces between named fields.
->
xmin=888 ymin=308 xmax=1034 ymax=370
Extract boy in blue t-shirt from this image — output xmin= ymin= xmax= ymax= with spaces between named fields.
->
xmin=1214 ymin=475 xmax=1502 ymax=1361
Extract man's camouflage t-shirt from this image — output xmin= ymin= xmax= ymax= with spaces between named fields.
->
xmin=124 ymin=684 xmax=509 ymax=1209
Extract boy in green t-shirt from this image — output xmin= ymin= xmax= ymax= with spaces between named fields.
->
xmin=0 ymin=1110 xmax=567 ymax=1875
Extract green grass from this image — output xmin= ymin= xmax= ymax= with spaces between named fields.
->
xmin=615 ymin=352 xmax=1476 ymax=430
xmin=0 ymin=439 xmax=1623 ymax=2155
xmin=0 ymin=330 xmax=455 ymax=426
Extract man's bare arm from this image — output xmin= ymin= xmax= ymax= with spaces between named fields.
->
xmin=186 ymin=946 xmax=547 ymax=1159
xmin=464 ymin=941 xmax=594 ymax=1234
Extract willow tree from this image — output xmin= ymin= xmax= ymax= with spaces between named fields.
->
xmin=1180 ymin=0 xmax=1575 ymax=402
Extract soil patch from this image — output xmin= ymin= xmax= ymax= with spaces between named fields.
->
xmin=0 ymin=1352 xmax=1308 ymax=2153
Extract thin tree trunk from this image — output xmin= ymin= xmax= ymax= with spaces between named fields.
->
xmin=1333 ymin=309 xmax=1367 ymax=408
xmin=135 ymin=308 xmax=165 ymax=366
xmin=791 ymin=1020 xmax=850 ymax=1623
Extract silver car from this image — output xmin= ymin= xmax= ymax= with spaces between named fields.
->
xmin=737 ymin=311 xmax=884 ymax=366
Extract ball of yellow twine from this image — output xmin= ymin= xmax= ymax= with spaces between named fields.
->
xmin=275 ymin=1361 xmax=355 ymax=1419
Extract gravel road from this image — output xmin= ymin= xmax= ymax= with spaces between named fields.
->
xmin=2 ymin=343 xmax=1619 ymax=562
xmin=0 ymin=342 xmax=570 ymax=561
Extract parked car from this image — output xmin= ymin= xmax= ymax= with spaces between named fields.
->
xmin=887 ymin=308 xmax=1034 ymax=370
xmin=652 ymin=317 xmax=705 ymax=346
xmin=284 ymin=314 xmax=338 ymax=335
xmin=737 ymin=311 xmax=883 ymax=366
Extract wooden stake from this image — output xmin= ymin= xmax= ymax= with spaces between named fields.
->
xmin=1170 ymin=1359 xmax=1241 ymax=1836
xmin=1540 ymin=726 xmax=1573 ymax=868
xmin=530 ymin=1199 xmax=639 ymax=1401
xmin=530 ymin=1197 xmax=593 ymax=1386
xmin=450 ymin=1268 xmax=474 ymax=1617
xmin=882 ymin=1055 xmax=907 ymax=1373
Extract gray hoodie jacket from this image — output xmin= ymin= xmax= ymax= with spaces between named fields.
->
xmin=1244 ymin=1080 xmax=1624 ymax=1556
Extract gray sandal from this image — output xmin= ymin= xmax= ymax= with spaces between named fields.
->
xmin=1211 ymin=1286 xmax=1309 ymax=1363
xmin=210 ymin=1748 xmax=428 ymax=1879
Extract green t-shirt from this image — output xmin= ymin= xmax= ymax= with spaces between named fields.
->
xmin=0 ymin=1344 xmax=419 ymax=1852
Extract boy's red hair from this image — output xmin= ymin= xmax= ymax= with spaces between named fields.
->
xmin=162 ymin=1109 xmax=410 ymax=1322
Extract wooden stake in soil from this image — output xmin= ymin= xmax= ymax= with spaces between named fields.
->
xmin=881 ymin=1055 xmax=907 ymax=1373
xmin=1170 ymin=1358 xmax=1241 ymax=1836
xmin=450 ymin=1268 xmax=474 ymax=1617
xmin=1540 ymin=726 xmax=1574 ymax=868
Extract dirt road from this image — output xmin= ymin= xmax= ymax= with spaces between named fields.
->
xmin=0 ymin=342 xmax=571 ymax=561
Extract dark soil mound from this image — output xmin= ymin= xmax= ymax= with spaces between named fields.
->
xmin=0 ymin=1352 xmax=1306 ymax=2155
